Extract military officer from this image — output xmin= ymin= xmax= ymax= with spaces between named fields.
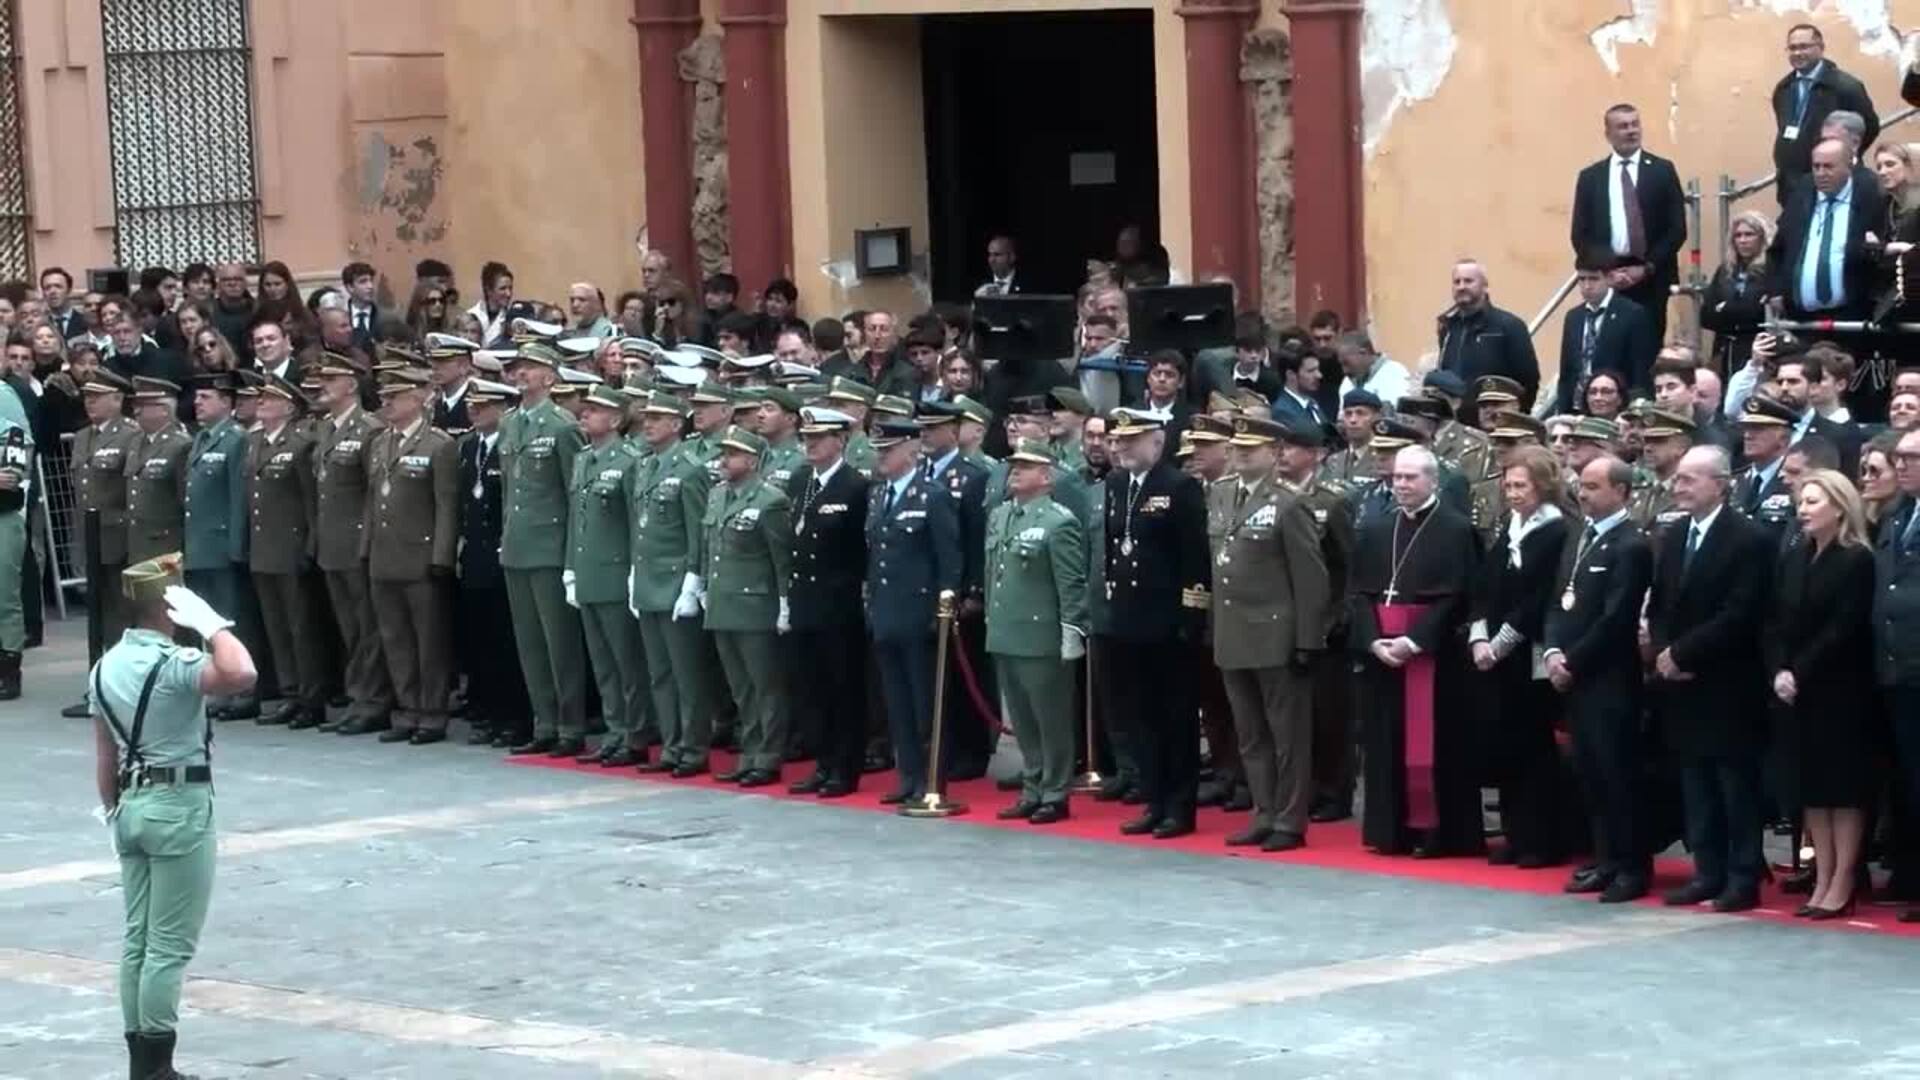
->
xmin=181 ymin=372 xmax=256 ymax=719
xmin=784 ymin=406 xmax=872 ymax=796
xmin=625 ymin=392 xmax=714 ymax=776
xmin=1731 ymin=394 xmax=1798 ymax=543
xmin=1105 ymin=408 xmax=1212 ymax=839
xmin=312 ymin=353 xmax=395 ymax=735
xmin=919 ymin=400 xmax=994 ymax=778
xmin=685 ymin=381 xmax=735 ymax=485
xmin=1402 ymin=390 xmax=1491 ymax=484
xmin=59 ymin=371 xmax=140 ymax=716
xmin=1206 ymin=416 xmax=1331 ymax=851
xmin=363 ymin=370 xmax=460 ymax=744
xmin=91 ymin=555 xmax=257 ymax=1080
xmin=501 ymin=341 xmax=590 ymax=757
xmin=566 ymin=385 xmax=649 ymax=765
xmin=1049 ymin=387 xmax=1094 ymax=474
xmin=700 ymin=425 xmax=794 ymax=786
xmin=455 ymin=379 xmax=532 ymax=747
xmin=0 ymin=404 xmax=29 ymax=698
xmin=954 ymin=395 xmax=996 ymax=471
xmin=866 ymin=417 xmax=962 ymax=803
xmin=986 ymin=439 xmax=1089 ymax=824
xmin=427 ymin=332 xmax=478 ymax=437
xmin=757 ymin=387 xmax=805 ymax=488
xmin=1473 ymin=375 xmax=1526 ymax=432
xmin=1631 ymin=408 xmax=1697 ymax=537
xmin=247 ymin=377 xmax=329 ymax=728
xmin=124 ymin=378 xmax=191 ymax=564
xmin=1471 ymin=411 xmax=1548 ymax=542
xmin=1320 ymin=388 xmax=1381 ymax=487
xmin=986 ymin=396 xmax=1091 ymax=525
xmin=825 ymin=377 xmax=879 ymax=476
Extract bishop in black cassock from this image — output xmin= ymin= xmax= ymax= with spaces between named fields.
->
xmin=1348 ymin=485 xmax=1484 ymax=856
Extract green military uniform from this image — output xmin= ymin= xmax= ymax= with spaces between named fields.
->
xmin=0 ymin=413 xmax=32 ymax=687
xmin=1433 ymin=419 xmax=1491 ymax=483
xmin=626 ymin=405 xmax=714 ymax=772
xmin=984 ymin=458 xmax=1091 ymax=526
xmin=71 ymin=408 xmax=139 ymax=644
xmin=124 ymin=424 xmax=191 ymax=564
xmin=1631 ymin=471 xmax=1683 ymax=531
xmin=700 ymin=427 xmax=794 ymax=775
xmin=762 ymin=434 xmax=804 ymax=489
xmin=845 ymin=432 xmax=878 ymax=478
xmin=183 ymin=407 xmax=254 ymax=717
xmin=1318 ymin=444 xmax=1375 ymax=487
xmin=247 ymin=416 xmax=329 ymax=724
xmin=94 ymin=557 xmax=217 ymax=1076
xmin=313 ymin=400 xmax=395 ymax=727
xmin=1469 ymin=469 xmax=1505 ymax=542
xmin=567 ymin=397 xmax=649 ymax=756
xmin=985 ymin=441 xmax=1089 ymax=812
xmin=364 ymin=408 xmax=461 ymax=738
xmin=499 ymin=379 xmax=589 ymax=744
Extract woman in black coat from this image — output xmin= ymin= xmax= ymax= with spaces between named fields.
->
xmin=1699 ymin=210 xmax=1771 ymax=378
xmin=1766 ymin=469 xmax=1880 ymax=919
xmin=1468 ymin=446 xmax=1571 ymax=868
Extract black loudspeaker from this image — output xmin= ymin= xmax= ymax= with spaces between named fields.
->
xmin=1126 ymin=283 xmax=1234 ymax=355
xmin=88 ymin=268 xmax=130 ymax=296
xmin=972 ymin=294 xmax=1077 ymax=367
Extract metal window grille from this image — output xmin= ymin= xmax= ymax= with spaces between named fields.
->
xmin=100 ymin=0 xmax=259 ymax=270
xmin=0 ymin=0 xmax=30 ymax=281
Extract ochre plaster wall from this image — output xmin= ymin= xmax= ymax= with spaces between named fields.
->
xmin=1363 ymin=0 xmax=1920 ymax=386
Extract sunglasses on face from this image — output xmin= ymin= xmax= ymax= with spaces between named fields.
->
xmin=426 ymin=295 xmax=445 ymax=305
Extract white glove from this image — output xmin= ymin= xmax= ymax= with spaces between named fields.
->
xmin=562 ymin=569 xmax=578 ymax=609
xmin=672 ymin=573 xmax=704 ymax=621
xmin=777 ymin=597 xmax=791 ymax=634
xmin=163 ymin=584 xmax=234 ymax=640
xmin=1061 ymin=624 xmax=1087 ymax=661
xmin=627 ymin=567 xmax=641 ymax=619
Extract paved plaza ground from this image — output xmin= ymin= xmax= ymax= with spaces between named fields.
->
xmin=5 ymin=619 xmax=1919 ymax=1078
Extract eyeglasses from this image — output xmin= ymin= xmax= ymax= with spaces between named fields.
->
xmin=426 ymin=295 xmax=445 ymax=305
xmin=196 ymin=341 xmax=219 ymax=353
xmin=1896 ymin=452 xmax=1920 ymax=465
xmin=1863 ymin=464 xmax=1889 ymax=478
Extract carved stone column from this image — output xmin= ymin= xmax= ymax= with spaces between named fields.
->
xmin=678 ymin=33 xmax=730 ymax=278
xmin=1240 ymin=27 xmax=1294 ymax=326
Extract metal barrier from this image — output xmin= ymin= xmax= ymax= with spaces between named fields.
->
xmin=1716 ymin=104 xmax=1920 ymax=268
xmin=37 ymin=431 xmax=79 ymax=619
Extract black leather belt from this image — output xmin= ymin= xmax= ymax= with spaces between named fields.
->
xmin=131 ymin=765 xmax=212 ymax=786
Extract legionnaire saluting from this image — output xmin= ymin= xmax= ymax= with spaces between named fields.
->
xmin=0 ymin=403 xmax=31 ymax=699
xmin=985 ymin=439 xmax=1089 ymax=825
xmin=90 ymin=554 xmax=258 ymax=1080
xmin=566 ymin=385 xmax=649 ymax=765
xmin=500 ymin=341 xmax=590 ymax=757
xmin=364 ymin=369 xmax=461 ymax=744
xmin=124 ymin=377 xmax=192 ymax=564
xmin=701 ymin=425 xmax=795 ymax=786
xmin=59 ymin=370 xmax=139 ymax=715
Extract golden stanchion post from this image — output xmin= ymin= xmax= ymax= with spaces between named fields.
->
xmin=1071 ymin=635 xmax=1103 ymax=793
xmin=901 ymin=590 xmax=968 ymax=818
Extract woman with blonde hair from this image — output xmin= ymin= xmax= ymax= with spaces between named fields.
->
xmin=1765 ymin=468 xmax=1879 ymax=919
xmin=1700 ymin=209 xmax=1772 ymax=376
xmin=1871 ymin=142 xmax=1920 ymax=346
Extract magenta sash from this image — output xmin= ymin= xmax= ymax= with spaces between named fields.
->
xmin=1375 ymin=603 xmax=1437 ymax=831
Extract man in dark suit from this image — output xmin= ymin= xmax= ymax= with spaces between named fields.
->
xmin=40 ymin=267 xmax=86 ymax=343
xmin=784 ymin=407 xmax=871 ymax=797
xmin=975 ymin=234 xmax=1022 ymax=297
xmin=103 ymin=310 xmax=192 ymax=423
xmin=1769 ymin=137 xmax=1884 ymax=323
xmin=1139 ymin=350 xmax=1195 ymax=461
xmin=1570 ymin=103 xmax=1688 ymax=346
xmin=1554 ymin=252 xmax=1658 ymax=415
xmin=1191 ymin=313 xmax=1279 ymax=406
xmin=342 ymin=261 xmax=382 ymax=352
xmin=1772 ymin=23 xmax=1878 ymax=204
xmin=1774 ymin=350 xmax=1863 ymax=473
xmin=1104 ymin=409 xmax=1211 ymax=839
xmin=1544 ymin=455 xmax=1654 ymax=903
xmin=865 ymin=419 xmax=962 ymax=804
xmin=1268 ymin=342 xmax=1332 ymax=440
xmin=1647 ymin=445 xmax=1772 ymax=912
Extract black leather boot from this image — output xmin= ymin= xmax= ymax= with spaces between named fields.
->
xmin=134 ymin=1030 xmax=198 ymax=1078
xmin=0 ymin=649 xmax=20 ymax=701
xmin=125 ymin=1031 xmax=140 ymax=1080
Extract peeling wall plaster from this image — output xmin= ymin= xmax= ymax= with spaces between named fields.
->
xmin=1359 ymin=0 xmax=1456 ymax=156
xmin=1591 ymin=0 xmax=1661 ymax=75
xmin=1742 ymin=0 xmax=1901 ymax=57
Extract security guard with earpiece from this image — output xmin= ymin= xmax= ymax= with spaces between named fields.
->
xmin=91 ymin=553 xmax=258 ymax=1080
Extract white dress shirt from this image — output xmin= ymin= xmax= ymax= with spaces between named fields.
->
xmin=1608 ymin=151 xmax=1644 ymax=256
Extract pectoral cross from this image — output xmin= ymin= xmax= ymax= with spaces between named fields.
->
xmin=1382 ymin=584 xmax=1398 ymax=604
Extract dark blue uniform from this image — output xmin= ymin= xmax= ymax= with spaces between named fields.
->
xmin=928 ymin=451 xmax=994 ymax=779
xmin=456 ymin=430 xmax=529 ymax=743
xmin=786 ymin=460 xmax=871 ymax=791
xmin=865 ymin=470 xmax=962 ymax=799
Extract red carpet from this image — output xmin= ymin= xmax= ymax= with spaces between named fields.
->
xmin=507 ymin=750 xmax=1920 ymax=937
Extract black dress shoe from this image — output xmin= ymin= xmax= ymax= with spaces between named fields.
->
xmin=1599 ymin=877 xmax=1649 ymax=904
xmin=599 ymin=749 xmax=640 ymax=767
xmin=635 ymin=759 xmax=673 ymax=773
xmin=377 ymin=728 xmax=413 ymax=743
xmin=573 ymin=746 xmax=604 ymax=765
xmin=996 ymin=776 xmax=1024 ymax=792
xmin=410 ymin=729 xmax=446 ymax=746
xmin=818 ymin=781 xmax=854 ymax=798
xmin=286 ymin=710 xmax=324 ymax=731
xmin=258 ymin=704 xmax=297 ymax=726
xmin=1260 ymin=831 xmax=1305 ymax=853
xmin=879 ymin=788 xmax=914 ymax=806
xmin=670 ymin=762 xmax=708 ymax=779
xmin=1711 ymin=888 xmax=1759 ymax=913
xmin=60 ymin=701 xmax=93 ymax=719
xmin=467 ymin=728 xmax=496 ymax=746
xmin=789 ymin=773 xmax=828 ymax=795
xmin=510 ymin=738 xmax=556 ymax=756
xmin=997 ymin=799 xmax=1041 ymax=820
xmin=222 ymin=699 xmax=261 ymax=721
xmin=1564 ymin=868 xmax=1612 ymax=894
xmin=336 ymin=717 xmax=390 ymax=736
xmin=1662 ymin=881 xmax=1722 ymax=907
xmin=1094 ymin=777 xmax=1131 ymax=802
xmin=715 ymin=768 xmax=745 ymax=783
xmin=1028 ymin=803 xmax=1070 ymax=825
xmin=739 ymin=770 xmax=779 ymax=788
xmin=1120 ymin=790 xmax=1147 ymax=806
xmin=549 ymin=739 xmax=585 ymax=758
xmin=1119 ymin=813 xmax=1161 ymax=836
xmin=1152 ymin=819 xmax=1196 ymax=840
xmin=317 ymin=717 xmax=344 ymax=733
xmin=1225 ymin=825 xmax=1272 ymax=847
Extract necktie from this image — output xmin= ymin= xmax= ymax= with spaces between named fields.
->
xmin=1619 ymin=160 xmax=1646 ymax=257
xmin=1794 ymin=75 xmax=1811 ymax=124
xmin=1903 ymin=506 xmax=1920 ymax=549
xmin=1581 ymin=309 xmax=1601 ymax=368
xmin=1234 ymin=484 xmax=1249 ymax=516
xmin=1815 ymin=195 xmax=1837 ymax=307
xmin=1745 ymin=469 xmax=1763 ymax=513
xmin=1683 ymin=521 xmax=1703 ymax=571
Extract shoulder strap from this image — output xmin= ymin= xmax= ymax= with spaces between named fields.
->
xmin=94 ymin=660 xmax=166 ymax=771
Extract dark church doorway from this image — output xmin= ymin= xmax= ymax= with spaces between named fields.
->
xmin=921 ymin=10 xmax=1160 ymax=301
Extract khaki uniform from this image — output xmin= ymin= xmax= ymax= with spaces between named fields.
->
xmin=984 ymin=494 xmax=1088 ymax=807
xmin=500 ymin=397 xmax=588 ymax=741
xmin=1631 ymin=471 xmax=1687 ymax=549
xmin=124 ymin=429 xmax=191 ymax=563
xmin=1318 ymin=445 xmax=1375 ymax=488
xmin=1434 ymin=421 xmax=1491 ymax=482
xmin=364 ymin=419 xmax=460 ymax=733
xmin=247 ymin=425 xmax=328 ymax=718
xmin=313 ymin=406 xmax=394 ymax=725
xmin=1207 ymin=476 xmax=1330 ymax=838
xmin=72 ymin=417 xmax=139 ymax=640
